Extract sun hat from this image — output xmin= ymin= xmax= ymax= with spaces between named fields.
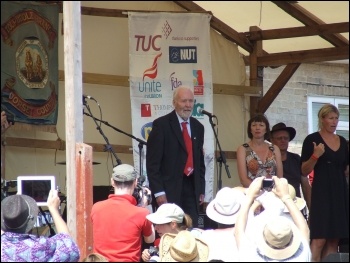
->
xmin=206 ymin=187 xmax=245 ymax=225
xmin=256 ymin=216 xmax=301 ymax=260
xmin=270 ymin=122 xmax=296 ymax=141
xmin=283 ymin=184 xmax=306 ymax=212
xmin=1 ymin=194 xmax=39 ymax=234
xmin=159 ymin=230 xmax=209 ymax=262
xmin=146 ymin=203 xmax=184 ymax=224
xmin=112 ymin=164 xmax=138 ymax=182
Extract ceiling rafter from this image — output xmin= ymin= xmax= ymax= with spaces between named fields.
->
xmin=272 ymin=1 xmax=349 ymax=47
xmin=243 ymin=22 xmax=349 ymax=41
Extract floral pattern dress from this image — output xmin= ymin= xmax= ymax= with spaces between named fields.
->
xmin=243 ymin=143 xmax=277 ymax=180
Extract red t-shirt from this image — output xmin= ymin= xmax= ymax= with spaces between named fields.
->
xmin=91 ymin=194 xmax=153 ymax=262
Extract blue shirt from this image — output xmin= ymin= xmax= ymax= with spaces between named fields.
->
xmin=1 ymin=232 xmax=80 ymax=262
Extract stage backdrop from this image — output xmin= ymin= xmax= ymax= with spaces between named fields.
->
xmin=1 ymin=1 xmax=59 ymax=132
xmin=128 ymin=12 xmax=215 ymax=201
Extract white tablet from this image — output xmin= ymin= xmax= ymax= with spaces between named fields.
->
xmin=17 ymin=175 xmax=56 ymax=206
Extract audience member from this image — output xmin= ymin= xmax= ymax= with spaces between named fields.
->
xmin=146 ymin=86 xmax=206 ymax=227
xmin=301 ymin=103 xmax=349 ymax=261
xmin=91 ymin=164 xmax=155 ymax=262
xmin=235 ymin=176 xmax=311 ymax=262
xmin=1 ymin=191 xmax=80 ymax=262
xmin=141 ymin=203 xmax=193 ymax=262
xmin=81 ymin=253 xmax=108 ymax=262
xmin=200 ymin=187 xmax=245 ymax=261
xmin=159 ymin=230 xmax=209 ymax=262
xmin=270 ymin=122 xmax=311 ymax=216
xmin=237 ymin=113 xmax=283 ymax=188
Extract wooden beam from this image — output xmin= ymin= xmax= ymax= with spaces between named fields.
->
xmin=173 ymin=1 xmax=254 ymax=53
xmin=213 ymin=84 xmax=261 ymax=96
xmin=5 ymin=137 xmax=237 ymax=159
xmin=272 ymin=1 xmax=349 ymax=47
xmin=59 ymin=70 xmax=261 ymax=96
xmin=257 ymin=46 xmax=349 ymax=67
xmin=6 ymin=137 xmax=133 ymax=154
xmin=258 ymin=63 xmax=300 ymax=113
xmin=244 ymin=22 xmax=349 ymax=41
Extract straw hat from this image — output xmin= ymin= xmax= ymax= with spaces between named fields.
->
xmin=159 ymin=230 xmax=209 ymax=262
xmin=1 ymin=195 xmax=38 ymax=234
xmin=256 ymin=216 xmax=301 ymax=260
xmin=206 ymin=187 xmax=245 ymax=225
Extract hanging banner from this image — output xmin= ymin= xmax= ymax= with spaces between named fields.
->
xmin=1 ymin=1 xmax=59 ymax=129
xmin=129 ymin=12 xmax=215 ymax=201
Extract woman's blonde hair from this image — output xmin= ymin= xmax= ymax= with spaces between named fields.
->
xmin=318 ymin=103 xmax=339 ymax=130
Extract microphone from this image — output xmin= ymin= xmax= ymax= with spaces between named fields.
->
xmin=83 ymin=94 xmax=95 ymax=100
xmin=199 ymin=108 xmax=216 ymax=118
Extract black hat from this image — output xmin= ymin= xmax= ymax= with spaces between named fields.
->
xmin=270 ymin=123 xmax=296 ymax=141
xmin=1 ymin=195 xmax=38 ymax=234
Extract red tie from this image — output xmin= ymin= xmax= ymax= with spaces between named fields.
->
xmin=182 ymin=122 xmax=193 ymax=176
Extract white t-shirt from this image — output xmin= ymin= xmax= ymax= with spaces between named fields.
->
xmin=201 ymin=227 xmax=239 ymax=262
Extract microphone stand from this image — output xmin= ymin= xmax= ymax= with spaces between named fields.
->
xmin=83 ymin=110 xmax=147 ymax=179
xmin=208 ymin=116 xmax=231 ymax=192
xmin=83 ymin=100 xmax=122 ymax=166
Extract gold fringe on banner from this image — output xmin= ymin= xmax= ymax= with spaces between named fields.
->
xmin=9 ymin=123 xmax=57 ymax=133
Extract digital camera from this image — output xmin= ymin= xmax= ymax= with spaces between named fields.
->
xmin=262 ymin=178 xmax=274 ymax=191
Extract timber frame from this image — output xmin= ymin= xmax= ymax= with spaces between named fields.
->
xmin=5 ymin=1 xmax=349 ymax=159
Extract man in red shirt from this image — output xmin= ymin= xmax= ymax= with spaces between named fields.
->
xmin=91 ymin=164 xmax=155 ymax=262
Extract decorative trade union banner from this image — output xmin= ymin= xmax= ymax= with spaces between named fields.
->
xmin=1 ymin=1 xmax=59 ymax=128
xmin=128 ymin=12 xmax=215 ymax=202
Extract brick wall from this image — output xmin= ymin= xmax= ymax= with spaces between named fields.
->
xmin=251 ymin=62 xmax=349 ymax=154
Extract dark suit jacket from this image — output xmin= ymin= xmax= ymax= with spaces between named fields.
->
xmin=146 ymin=110 xmax=206 ymax=212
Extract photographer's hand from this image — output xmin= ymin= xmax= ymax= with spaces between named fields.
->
xmin=47 ymin=189 xmax=69 ymax=234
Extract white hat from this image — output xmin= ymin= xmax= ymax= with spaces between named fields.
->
xmin=206 ymin=187 xmax=245 ymax=225
xmin=146 ymin=203 xmax=184 ymax=224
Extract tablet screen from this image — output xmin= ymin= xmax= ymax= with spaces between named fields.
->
xmin=17 ymin=176 xmax=56 ymax=206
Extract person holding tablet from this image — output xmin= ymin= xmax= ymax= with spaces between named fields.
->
xmin=1 ymin=190 xmax=80 ymax=262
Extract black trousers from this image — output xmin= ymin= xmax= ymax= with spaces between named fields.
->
xmin=180 ymin=174 xmax=199 ymax=228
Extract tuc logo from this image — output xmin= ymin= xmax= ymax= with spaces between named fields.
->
xmin=134 ymin=35 xmax=161 ymax=52
xmin=169 ymin=46 xmax=197 ymax=63
xmin=141 ymin=122 xmax=153 ymax=141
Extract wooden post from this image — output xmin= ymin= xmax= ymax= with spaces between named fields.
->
xmin=76 ymin=143 xmax=93 ymax=259
xmin=63 ymin=3 xmax=94 ymax=259
xmin=249 ymin=26 xmax=264 ymax=117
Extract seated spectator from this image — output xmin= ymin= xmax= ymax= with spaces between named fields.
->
xmin=81 ymin=253 xmax=108 ymax=262
xmin=200 ymin=187 xmax=245 ymax=261
xmin=1 ymin=191 xmax=80 ymax=262
xmin=159 ymin=230 xmax=209 ymax=262
xmin=235 ymin=176 xmax=311 ymax=262
xmin=141 ymin=203 xmax=193 ymax=262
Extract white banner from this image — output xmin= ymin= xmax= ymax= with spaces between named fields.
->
xmin=128 ymin=12 xmax=214 ymax=201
